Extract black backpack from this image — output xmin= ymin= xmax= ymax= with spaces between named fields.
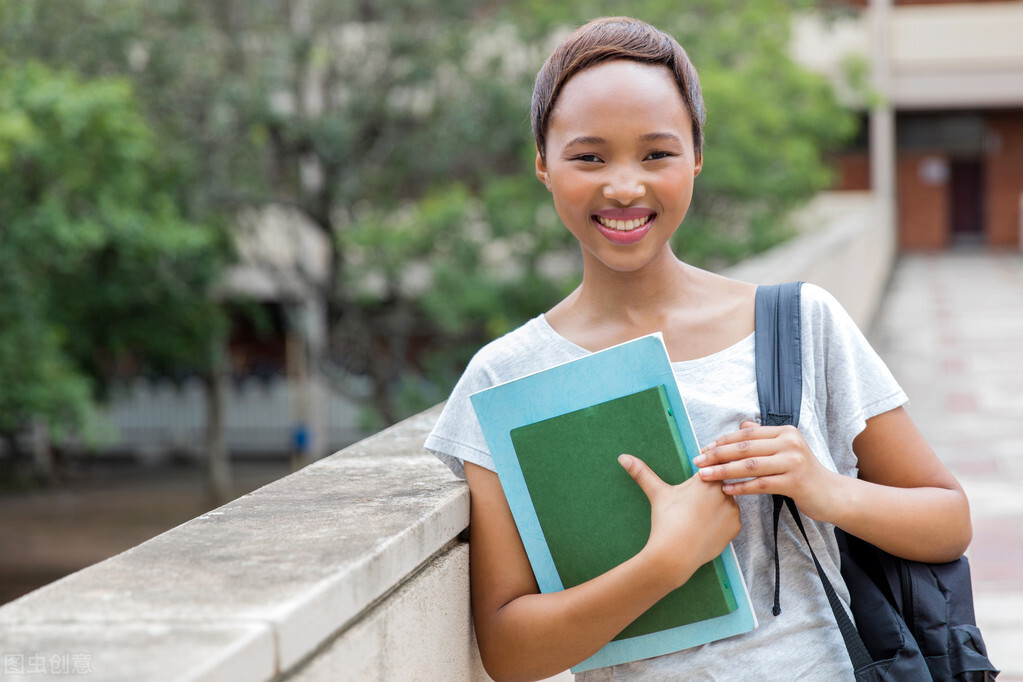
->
xmin=754 ymin=282 xmax=999 ymax=681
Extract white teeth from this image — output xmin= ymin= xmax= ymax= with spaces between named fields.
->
xmin=596 ymin=215 xmax=652 ymax=231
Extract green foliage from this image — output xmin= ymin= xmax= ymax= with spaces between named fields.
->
xmin=0 ymin=265 xmax=94 ymax=440
xmin=336 ymin=176 xmax=575 ymax=402
xmin=0 ymin=58 xmax=226 ymax=444
xmin=0 ymin=0 xmax=856 ymax=428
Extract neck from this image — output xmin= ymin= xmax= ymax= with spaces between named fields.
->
xmin=572 ymin=247 xmax=695 ymax=323
xmin=545 ymin=245 xmax=753 ymax=359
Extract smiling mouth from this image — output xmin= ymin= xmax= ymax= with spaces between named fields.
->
xmin=594 ymin=214 xmax=656 ymax=232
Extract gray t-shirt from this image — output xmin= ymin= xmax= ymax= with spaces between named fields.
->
xmin=425 ymin=283 xmax=907 ymax=681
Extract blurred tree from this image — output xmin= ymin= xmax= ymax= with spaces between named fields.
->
xmin=0 ymin=0 xmax=557 ymax=427
xmin=0 ymin=0 xmax=854 ymax=430
xmin=0 ymin=58 xmax=229 ymax=489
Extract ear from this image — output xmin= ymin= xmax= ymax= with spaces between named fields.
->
xmin=693 ymin=150 xmax=703 ymax=177
xmin=535 ymin=149 xmax=552 ymax=191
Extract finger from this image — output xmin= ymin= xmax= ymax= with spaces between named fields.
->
xmin=702 ymin=424 xmax=793 ymax=456
xmin=618 ymin=454 xmax=667 ymax=500
xmin=721 ymin=476 xmax=776 ymax=496
xmin=697 ymin=437 xmax=778 ymax=467
xmin=706 ymin=424 xmax=779 ymax=448
xmin=698 ymin=453 xmax=780 ymax=482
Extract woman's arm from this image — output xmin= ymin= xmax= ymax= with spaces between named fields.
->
xmin=465 ymin=456 xmax=741 ymax=682
xmin=695 ymin=406 xmax=970 ymax=562
xmin=839 ymin=406 xmax=971 ymax=560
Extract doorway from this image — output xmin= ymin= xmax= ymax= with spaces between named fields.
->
xmin=949 ymin=159 xmax=985 ymax=245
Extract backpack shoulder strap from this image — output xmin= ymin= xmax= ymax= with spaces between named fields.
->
xmin=754 ymin=281 xmax=803 ymax=428
xmin=754 ymin=282 xmax=873 ymax=671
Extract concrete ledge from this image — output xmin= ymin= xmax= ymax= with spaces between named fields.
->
xmin=723 ymin=191 xmax=890 ymax=329
xmin=0 ymin=623 xmax=275 ymax=682
xmin=286 ymin=542 xmax=488 ymax=681
xmin=0 ymin=405 xmax=466 ymax=681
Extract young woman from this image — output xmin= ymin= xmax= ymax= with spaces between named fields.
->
xmin=425 ymin=16 xmax=971 ymax=681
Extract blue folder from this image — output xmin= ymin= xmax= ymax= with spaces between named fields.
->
xmin=470 ymin=334 xmax=757 ymax=672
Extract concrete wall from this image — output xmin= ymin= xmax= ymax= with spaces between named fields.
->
xmin=0 ymin=192 xmax=894 ymax=682
xmin=791 ymin=2 xmax=1023 ymax=110
xmin=724 ymin=191 xmax=893 ymax=330
xmin=888 ymin=2 xmax=1023 ymax=110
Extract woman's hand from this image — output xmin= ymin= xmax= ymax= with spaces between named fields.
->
xmin=619 ymin=454 xmax=742 ymax=586
xmin=464 ymin=455 xmax=742 ymax=680
xmin=694 ymin=421 xmax=840 ymax=521
xmin=694 ymin=409 xmax=972 ymax=563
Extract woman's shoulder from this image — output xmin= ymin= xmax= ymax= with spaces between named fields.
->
xmin=798 ymin=281 xmax=841 ymax=309
xmin=797 ymin=282 xmax=860 ymax=335
xmin=463 ymin=315 xmax=583 ymax=385
xmin=796 ymin=283 xmax=897 ymax=388
xmin=469 ymin=316 xmax=552 ymax=365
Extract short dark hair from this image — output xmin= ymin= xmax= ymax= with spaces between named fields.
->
xmin=531 ymin=16 xmax=706 ymax=162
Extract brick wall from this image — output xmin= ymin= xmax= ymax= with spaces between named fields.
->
xmin=833 ymin=152 xmax=871 ymax=192
xmin=986 ymin=111 xmax=1023 ymax=248
xmin=897 ymin=152 xmax=950 ymax=250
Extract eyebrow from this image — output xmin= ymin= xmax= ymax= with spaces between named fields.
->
xmin=562 ymin=132 xmax=683 ymax=148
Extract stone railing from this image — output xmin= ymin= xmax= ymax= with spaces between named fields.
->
xmin=0 ymin=191 xmax=892 ymax=682
xmin=723 ymin=191 xmax=892 ymax=330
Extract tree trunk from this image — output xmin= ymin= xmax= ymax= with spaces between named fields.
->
xmin=29 ymin=419 xmax=55 ymax=484
xmin=0 ymin=430 xmax=28 ymax=485
xmin=202 ymin=338 xmax=233 ymax=506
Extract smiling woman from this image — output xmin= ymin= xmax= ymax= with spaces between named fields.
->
xmin=535 ymin=60 xmax=701 ymax=269
xmin=424 ymin=16 xmax=971 ymax=682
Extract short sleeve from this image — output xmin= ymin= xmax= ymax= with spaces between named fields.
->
xmin=801 ymin=284 xmax=908 ymax=477
xmin=424 ymin=316 xmax=588 ymax=479
xmin=424 ymin=352 xmax=500 ymax=479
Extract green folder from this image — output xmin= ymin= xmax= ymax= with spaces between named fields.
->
xmin=509 ymin=385 xmax=738 ymax=641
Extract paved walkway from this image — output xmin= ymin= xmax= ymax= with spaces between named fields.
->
xmin=870 ymin=251 xmax=1023 ymax=681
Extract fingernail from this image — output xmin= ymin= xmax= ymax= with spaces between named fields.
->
xmin=693 ymin=454 xmax=707 ymax=466
xmin=618 ymin=454 xmax=633 ymax=470
xmin=698 ymin=466 xmax=714 ymax=479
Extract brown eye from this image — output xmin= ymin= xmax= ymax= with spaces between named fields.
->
xmin=645 ymin=151 xmax=674 ymax=161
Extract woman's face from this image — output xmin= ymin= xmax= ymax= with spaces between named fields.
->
xmin=536 ymin=60 xmax=702 ymax=275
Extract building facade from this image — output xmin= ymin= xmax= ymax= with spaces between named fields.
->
xmin=795 ymin=0 xmax=1023 ymax=249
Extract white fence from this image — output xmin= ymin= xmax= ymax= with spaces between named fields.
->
xmin=100 ymin=377 xmax=367 ymax=460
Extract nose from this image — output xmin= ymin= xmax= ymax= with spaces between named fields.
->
xmin=602 ymin=166 xmax=646 ymax=204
